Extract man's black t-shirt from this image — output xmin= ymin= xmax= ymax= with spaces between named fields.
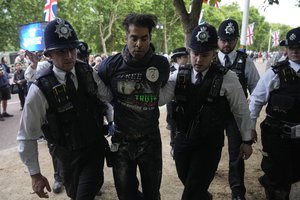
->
xmin=98 ymin=52 xmax=169 ymax=135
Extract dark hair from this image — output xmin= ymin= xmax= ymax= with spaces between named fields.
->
xmin=122 ymin=13 xmax=157 ymax=35
xmin=1 ymin=57 xmax=5 ymax=63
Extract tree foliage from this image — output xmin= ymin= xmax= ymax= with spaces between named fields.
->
xmin=0 ymin=0 xmax=295 ymax=54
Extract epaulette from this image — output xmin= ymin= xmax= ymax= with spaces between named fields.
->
xmin=170 ymin=65 xmax=176 ymax=72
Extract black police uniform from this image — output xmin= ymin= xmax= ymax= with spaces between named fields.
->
xmin=250 ymin=27 xmax=300 ymax=200
xmin=217 ymin=19 xmax=259 ymax=199
xmin=17 ymin=18 xmax=108 ymax=200
xmin=258 ymin=60 xmax=300 ymax=200
xmin=174 ymin=63 xmax=230 ymax=200
xmin=37 ymin=61 xmax=107 ymax=199
xmin=171 ymin=23 xmax=252 ymax=200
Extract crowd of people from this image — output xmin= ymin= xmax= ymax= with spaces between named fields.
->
xmin=1 ymin=12 xmax=297 ymax=200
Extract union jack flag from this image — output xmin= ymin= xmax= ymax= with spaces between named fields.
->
xmin=272 ymin=31 xmax=280 ymax=47
xmin=43 ymin=0 xmax=58 ymax=22
xmin=246 ymin=23 xmax=255 ymax=46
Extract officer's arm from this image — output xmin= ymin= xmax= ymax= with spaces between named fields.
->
xmin=105 ymin=102 xmax=113 ymax=123
xmin=25 ymin=50 xmax=39 ymax=70
xmin=17 ymin=84 xmax=48 ymax=175
xmin=223 ymin=70 xmax=252 ymax=142
xmin=24 ymin=65 xmax=37 ymax=81
xmin=92 ymin=70 xmax=113 ymax=103
xmin=158 ymin=70 xmax=177 ymax=106
xmin=245 ymin=58 xmax=260 ymax=94
xmin=249 ymin=68 xmax=278 ymax=130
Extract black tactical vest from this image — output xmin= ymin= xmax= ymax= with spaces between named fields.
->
xmin=36 ymin=60 xmax=107 ymax=150
xmin=217 ymin=50 xmax=248 ymax=97
xmin=174 ymin=63 xmax=230 ymax=139
xmin=266 ymin=60 xmax=300 ymax=124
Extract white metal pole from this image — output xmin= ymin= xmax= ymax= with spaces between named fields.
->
xmin=240 ymin=0 xmax=250 ymax=50
xmin=268 ymin=29 xmax=272 ymax=53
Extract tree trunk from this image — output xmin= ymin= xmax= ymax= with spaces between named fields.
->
xmin=173 ymin=0 xmax=203 ymax=47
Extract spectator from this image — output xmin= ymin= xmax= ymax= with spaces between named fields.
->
xmin=14 ymin=49 xmax=30 ymax=69
xmin=0 ymin=61 xmax=13 ymax=120
xmin=13 ymin=62 xmax=27 ymax=110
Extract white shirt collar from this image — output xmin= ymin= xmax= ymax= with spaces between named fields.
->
xmin=192 ymin=67 xmax=209 ymax=83
xmin=289 ymin=60 xmax=300 ymax=73
xmin=53 ymin=65 xmax=76 ymax=83
xmin=218 ymin=51 xmax=237 ymax=65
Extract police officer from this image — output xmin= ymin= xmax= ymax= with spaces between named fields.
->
xmin=159 ymin=22 xmax=253 ymax=200
xmin=249 ymin=27 xmax=300 ymax=200
xmin=17 ymin=18 xmax=111 ymax=200
xmin=217 ymin=19 xmax=260 ymax=200
xmin=166 ymin=47 xmax=189 ymax=157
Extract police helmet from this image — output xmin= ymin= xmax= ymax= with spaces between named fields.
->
xmin=280 ymin=27 xmax=300 ymax=47
xmin=170 ymin=47 xmax=188 ymax=59
xmin=218 ymin=19 xmax=239 ymax=40
xmin=189 ymin=23 xmax=218 ymax=53
xmin=44 ymin=18 xmax=79 ymax=56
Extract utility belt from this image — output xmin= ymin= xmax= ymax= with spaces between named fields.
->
xmin=263 ymin=116 xmax=300 ymax=139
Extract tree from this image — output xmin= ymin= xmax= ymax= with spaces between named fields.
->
xmin=172 ymin=0 xmax=202 ymax=47
xmin=268 ymin=0 xmax=300 ymax=7
xmin=0 ymin=0 xmax=44 ymax=51
xmin=59 ymin=0 xmax=125 ymax=55
xmin=0 ymin=1 xmax=295 ymax=54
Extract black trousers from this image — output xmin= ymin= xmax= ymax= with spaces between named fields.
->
xmin=111 ymin=132 xmax=162 ymax=200
xmin=52 ymin=144 xmax=105 ymax=200
xmin=225 ymin=115 xmax=245 ymax=195
xmin=174 ymin=133 xmax=224 ymax=200
xmin=18 ymin=88 xmax=26 ymax=109
xmin=260 ymin=118 xmax=300 ymax=199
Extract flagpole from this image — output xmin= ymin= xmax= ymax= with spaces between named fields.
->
xmin=198 ymin=9 xmax=204 ymax=25
xmin=268 ymin=29 xmax=272 ymax=53
xmin=240 ymin=0 xmax=250 ymax=51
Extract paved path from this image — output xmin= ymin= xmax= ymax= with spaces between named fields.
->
xmin=0 ymin=94 xmax=23 ymax=150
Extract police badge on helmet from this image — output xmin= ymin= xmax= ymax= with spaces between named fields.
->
xmin=189 ymin=22 xmax=218 ymax=53
xmin=218 ymin=19 xmax=239 ymax=40
xmin=44 ymin=18 xmax=80 ymax=56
